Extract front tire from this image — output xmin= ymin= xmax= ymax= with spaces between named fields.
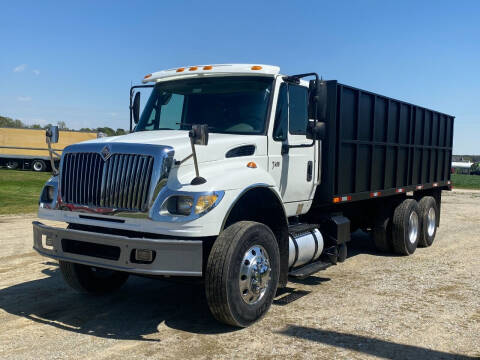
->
xmin=205 ymin=221 xmax=280 ymax=327
xmin=59 ymin=261 xmax=129 ymax=294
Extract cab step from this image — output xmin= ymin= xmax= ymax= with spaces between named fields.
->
xmin=288 ymin=260 xmax=333 ymax=279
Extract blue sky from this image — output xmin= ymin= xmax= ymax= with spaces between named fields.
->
xmin=1 ymin=0 xmax=479 ymax=154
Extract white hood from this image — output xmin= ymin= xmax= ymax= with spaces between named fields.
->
xmin=81 ymin=130 xmax=266 ymax=163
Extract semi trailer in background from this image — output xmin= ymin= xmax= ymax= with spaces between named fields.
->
xmin=33 ymin=64 xmax=454 ymax=327
xmin=0 ymin=128 xmax=98 ymax=171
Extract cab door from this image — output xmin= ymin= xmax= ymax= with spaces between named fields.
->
xmin=268 ymin=80 xmax=317 ymax=209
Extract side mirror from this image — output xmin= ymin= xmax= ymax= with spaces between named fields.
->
xmin=310 ymin=79 xmax=327 ymax=122
xmin=189 ymin=124 xmax=209 ymax=146
xmin=46 ymin=126 xmax=59 ymax=144
xmin=132 ymin=92 xmax=140 ymax=124
xmin=313 ymin=121 xmax=326 ymax=141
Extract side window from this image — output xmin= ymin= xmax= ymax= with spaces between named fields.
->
xmin=273 ymin=83 xmax=288 ymax=141
xmin=289 ymin=84 xmax=308 ymax=135
xmin=160 ymin=93 xmax=184 ymax=130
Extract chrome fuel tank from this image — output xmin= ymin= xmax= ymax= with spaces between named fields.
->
xmin=288 ymin=228 xmax=323 ymax=268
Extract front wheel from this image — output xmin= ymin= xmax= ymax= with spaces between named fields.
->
xmin=59 ymin=261 xmax=129 ymax=294
xmin=205 ymin=221 xmax=280 ymax=327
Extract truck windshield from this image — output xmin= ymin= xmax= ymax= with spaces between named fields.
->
xmin=135 ymin=76 xmax=273 ymax=135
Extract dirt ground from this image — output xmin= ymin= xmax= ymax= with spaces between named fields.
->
xmin=0 ymin=190 xmax=478 ymax=359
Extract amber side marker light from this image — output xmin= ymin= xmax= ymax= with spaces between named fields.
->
xmin=144 ymin=74 xmax=152 ymax=79
xmin=203 ymin=65 xmax=213 ymax=70
xmin=251 ymin=66 xmax=263 ymax=70
xmin=189 ymin=66 xmax=198 ymax=71
xmin=176 ymin=68 xmax=185 ymax=72
xmin=246 ymin=162 xmax=257 ymax=168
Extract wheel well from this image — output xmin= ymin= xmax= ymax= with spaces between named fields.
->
xmin=222 ymin=186 xmax=289 ymax=287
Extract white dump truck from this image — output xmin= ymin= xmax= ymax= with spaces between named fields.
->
xmin=34 ymin=64 xmax=454 ymax=327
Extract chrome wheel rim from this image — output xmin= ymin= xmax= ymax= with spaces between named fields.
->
xmin=239 ymin=245 xmax=271 ymax=305
xmin=33 ymin=162 xmax=43 ymax=171
xmin=427 ymin=207 xmax=436 ymax=237
xmin=408 ymin=211 xmax=419 ymax=244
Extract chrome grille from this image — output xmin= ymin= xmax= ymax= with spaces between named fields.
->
xmin=61 ymin=152 xmax=154 ymax=211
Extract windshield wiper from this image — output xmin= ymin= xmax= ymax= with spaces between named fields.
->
xmin=178 ymin=123 xmax=219 ymax=131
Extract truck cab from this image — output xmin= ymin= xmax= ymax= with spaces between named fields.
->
xmin=34 ymin=64 xmax=450 ymax=327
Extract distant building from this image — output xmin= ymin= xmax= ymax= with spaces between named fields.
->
xmin=451 ymin=161 xmax=473 ymax=174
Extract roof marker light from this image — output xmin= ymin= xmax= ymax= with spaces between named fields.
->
xmin=144 ymin=73 xmax=152 ymax=79
xmin=203 ymin=65 xmax=213 ymax=70
xmin=396 ymin=188 xmax=405 ymax=193
xmin=176 ymin=68 xmax=185 ymax=72
xmin=370 ymin=192 xmax=381 ymax=198
xmin=246 ymin=161 xmax=257 ymax=169
xmin=251 ymin=65 xmax=263 ymax=70
xmin=189 ymin=66 xmax=198 ymax=71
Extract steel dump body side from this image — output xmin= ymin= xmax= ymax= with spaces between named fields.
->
xmin=314 ymin=81 xmax=454 ymax=207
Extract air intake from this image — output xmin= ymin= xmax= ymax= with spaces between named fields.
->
xmin=61 ymin=152 xmax=154 ymax=211
xmin=225 ymin=145 xmax=255 ymax=158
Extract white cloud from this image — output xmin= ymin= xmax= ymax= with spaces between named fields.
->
xmin=13 ymin=64 xmax=27 ymax=72
xmin=33 ymin=69 xmax=40 ymax=75
xmin=17 ymin=96 xmax=32 ymax=102
xmin=108 ymin=112 xmax=118 ymax=117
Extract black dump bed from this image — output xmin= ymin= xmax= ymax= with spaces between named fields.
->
xmin=314 ymin=81 xmax=454 ymax=207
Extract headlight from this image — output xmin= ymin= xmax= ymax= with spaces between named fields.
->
xmin=157 ymin=191 xmax=224 ymax=220
xmin=41 ymin=185 xmax=55 ymax=203
xmin=164 ymin=195 xmax=194 ymax=216
xmin=195 ymin=194 xmax=218 ymax=214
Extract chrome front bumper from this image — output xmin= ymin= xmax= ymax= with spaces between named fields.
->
xmin=32 ymin=221 xmax=203 ymax=276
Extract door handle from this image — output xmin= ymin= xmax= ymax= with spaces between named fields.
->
xmin=307 ymin=161 xmax=313 ymax=181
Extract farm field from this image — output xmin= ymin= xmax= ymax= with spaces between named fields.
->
xmin=0 ymin=169 xmax=50 ymax=215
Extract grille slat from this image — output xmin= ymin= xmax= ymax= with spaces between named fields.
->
xmin=61 ymin=152 xmax=154 ymax=212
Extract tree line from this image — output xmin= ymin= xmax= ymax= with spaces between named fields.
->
xmin=0 ymin=115 xmax=127 ymax=136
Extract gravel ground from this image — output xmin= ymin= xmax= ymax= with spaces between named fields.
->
xmin=0 ymin=189 xmax=478 ymax=359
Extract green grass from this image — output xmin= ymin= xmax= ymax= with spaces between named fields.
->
xmin=451 ymin=173 xmax=480 ymax=190
xmin=0 ymin=169 xmax=50 ymax=215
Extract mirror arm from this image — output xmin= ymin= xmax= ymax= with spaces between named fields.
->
xmin=282 ymin=140 xmax=315 ymax=155
xmin=46 ymin=141 xmax=59 ymax=176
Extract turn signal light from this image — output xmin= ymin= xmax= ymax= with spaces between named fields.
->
xmin=246 ymin=161 xmax=257 ymax=168
xmin=251 ymin=65 xmax=263 ymax=70
xmin=176 ymin=68 xmax=185 ymax=72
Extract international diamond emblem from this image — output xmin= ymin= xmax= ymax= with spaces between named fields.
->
xmin=100 ymin=145 xmax=112 ymax=161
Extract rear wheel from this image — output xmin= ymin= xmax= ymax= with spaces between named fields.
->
xmin=373 ymin=216 xmax=392 ymax=253
xmin=6 ymin=160 xmax=19 ymax=170
xmin=32 ymin=159 xmax=46 ymax=172
xmin=391 ymin=199 xmax=421 ymax=255
xmin=205 ymin=221 xmax=280 ymax=327
xmin=59 ymin=261 xmax=129 ymax=294
xmin=417 ymin=196 xmax=438 ymax=247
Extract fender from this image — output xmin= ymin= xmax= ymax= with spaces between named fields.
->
xmin=220 ymin=183 xmax=290 ymax=288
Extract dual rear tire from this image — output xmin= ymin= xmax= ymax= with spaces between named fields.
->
xmin=373 ymin=196 xmax=438 ymax=255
